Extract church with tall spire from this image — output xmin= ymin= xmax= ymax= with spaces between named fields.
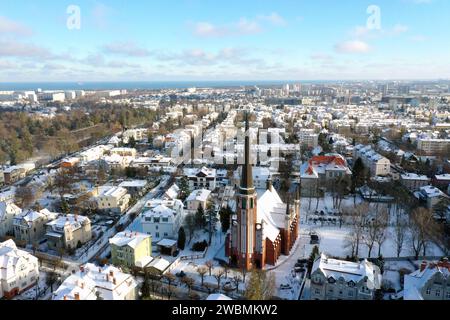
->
xmin=226 ymin=112 xmax=300 ymax=271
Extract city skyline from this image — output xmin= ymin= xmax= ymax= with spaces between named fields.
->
xmin=0 ymin=0 xmax=450 ymax=82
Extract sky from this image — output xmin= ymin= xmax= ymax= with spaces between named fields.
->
xmin=0 ymin=0 xmax=449 ymax=82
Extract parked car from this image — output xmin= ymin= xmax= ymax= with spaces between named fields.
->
xmin=310 ymin=233 xmax=320 ymax=245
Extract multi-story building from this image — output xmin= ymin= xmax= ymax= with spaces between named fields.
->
xmin=138 ymin=199 xmax=185 ymax=243
xmin=109 ymin=231 xmax=152 ymax=268
xmin=0 ymin=239 xmax=39 ymax=299
xmin=45 ymin=214 xmax=92 ymax=250
xmin=52 ymin=263 xmax=138 ymax=300
xmin=400 ymin=173 xmax=431 ymax=192
xmin=95 ymin=186 xmax=131 ymax=214
xmin=184 ymin=167 xmax=217 ymax=191
xmin=13 ymin=209 xmax=59 ymax=244
xmin=0 ymin=201 xmax=22 ymax=238
xmin=354 ymin=144 xmax=391 ymax=176
xmin=298 ymin=129 xmax=319 ymax=148
xmin=417 ymin=138 xmax=450 ymax=155
xmin=404 ymin=260 xmax=450 ymax=300
xmin=414 ymin=185 xmax=448 ymax=209
xmin=310 ymin=254 xmax=382 ymax=300
xmin=300 ymin=154 xmax=352 ymax=196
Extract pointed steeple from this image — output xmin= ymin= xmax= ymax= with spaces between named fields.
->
xmin=240 ymin=112 xmax=255 ymax=195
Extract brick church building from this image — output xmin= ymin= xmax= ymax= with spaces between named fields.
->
xmin=225 ymin=115 xmax=300 ymax=271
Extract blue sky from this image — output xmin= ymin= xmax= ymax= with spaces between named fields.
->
xmin=0 ymin=0 xmax=449 ymax=81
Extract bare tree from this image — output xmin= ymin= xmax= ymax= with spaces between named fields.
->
xmin=409 ymin=207 xmax=442 ymax=259
xmin=214 ymin=268 xmax=226 ymax=290
xmin=373 ymin=208 xmax=389 ymax=257
xmin=182 ymin=276 xmax=195 ymax=295
xmin=343 ymin=203 xmax=370 ymax=258
xmin=197 ymin=266 xmax=208 ymax=286
xmin=232 ymin=275 xmax=242 ymax=293
xmin=393 ymin=213 xmax=407 ymax=258
xmin=205 ymin=260 xmax=214 ymax=276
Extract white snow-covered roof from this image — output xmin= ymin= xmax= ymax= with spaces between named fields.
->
xmin=52 ymin=263 xmax=137 ymax=300
xmin=404 ymin=261 xmax=450 ymax=300
xmin=186 ymin=189 xmax=211 ymax=202
xmin=119 ymin=180 xmax=148 ymax=188
xmin=148 ymin=257 xmax=170 ymax=272
xmin=0 ymin=239 xmax=38 ymax=281
xmin=156 ymin=239 xmax=177 ymax=247
xmin=0 ymin=201 xmax=21 ymax=221
xmin=312 ymin=253 xmax=381 ymax=290
xmin=164 ymin=184 xmax=180 ymax=200
xmin=109 ymin=231 xmax=151 ymax=249
xmin=206 ymin=293 xmax=232 ymax=300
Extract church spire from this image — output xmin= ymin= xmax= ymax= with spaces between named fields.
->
xmin=240 ymin=111 xmax=254 ymax=194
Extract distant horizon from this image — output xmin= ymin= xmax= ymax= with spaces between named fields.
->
xmin=1 ymin=79 xmax=449 ymax=92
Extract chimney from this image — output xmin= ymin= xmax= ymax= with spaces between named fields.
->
xmin=420 ymin=261 xmax=427 ymax=272
xmin=113 ymin=278 xmax=117 ymax=285
xmin=266 ymin=179 xmax=273 ymax=192
xmin=64 ymin=295 xmax=67 ymax=301
xmin=80 ymin=266 xmax=84 ymax=273
xmin=74 ymin=292 xmax=80 ymax=300
xmin=110 ymin=270 xmax=114 ymax=277
xmin=106 ymin=274 xmax=109 ymax=282
xmin=80 ymin=282 xmax=84 ymax=289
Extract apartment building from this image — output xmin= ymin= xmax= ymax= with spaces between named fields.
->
xmin=417 ymin=138 xmax=450 ymax=155
xmin=186 ymin=189 xmax=212 ymax=213
xmin=298 ymin=128 xmax=319 ymax=148
xmin=354 ymin=144 xmax=391 ymax=176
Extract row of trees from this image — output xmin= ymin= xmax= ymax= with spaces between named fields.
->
xmin=344 ymin=203 xmax=443 ymax=259
xmin=0 ymin=104 xmax=161 ymax=165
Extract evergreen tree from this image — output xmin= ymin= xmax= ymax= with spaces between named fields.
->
xmin=177 ymin=227 xmax=186 ymax=250
xmin=351 ymin=157 xmax=366 ymax=192
xmin=219 ymin=206 xmax=233 ymax=233
xmin=195 ymin=206 xmax=206 ymax=229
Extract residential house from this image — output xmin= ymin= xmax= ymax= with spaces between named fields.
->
xmin=95 ymin=186 xmax=131 ymax=214
xmin=404 ymin=260 xmax=450 ymax=300
xmin=184 ymin=167 xmax=217 ymax=191
xmin=138 ymin=199 xmax=185 ymax=243
xmin=118 ymin=180 xmax=149 ymax=197
xmin=13 ymin=209 xmax=59 ymax=244
xmin=300 ymin=154 xmax=352 ymax=196
xmin=186 ymin=189 xmax=212 ymax=213
xmin=0 ymin=239 xmax=39 ymax=299
xmin=310 ymin=253 xmax=382 ymax=300
xmin=0 ymin=201 xmax=22 ymax=238
xmin=109 ymin=231 xmax=152 ymax=268
xmin=414 ymin=185 xmax=448 ymax=209
xmin=52 ymin=263 xmax=138 ymax=300
xmin=400 ymin=173 xmax=431 ymax=192
xmin=45 ymin=214 xmax=92 ymax=250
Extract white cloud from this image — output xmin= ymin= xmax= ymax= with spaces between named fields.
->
xmin=257 ymin=12 xmax=287 ymax=27
xmin=0 ymin=16 xmax=33 ymax=36
xmin=102 ymin=41 xmax=151 ymax=57
xmin=335 ymin=40 xmax=371 ymax=54
xmin=191 ymin=13 xmax=285 ymax=38
xmin=391 ymin=24 xmax=409 ymax=35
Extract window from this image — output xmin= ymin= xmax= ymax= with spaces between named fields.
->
xmin=242 ymin=199 xmax=247 ymax=209
xmin=155 ymin=232 xmax=160 ymax=238
xmin=436 ymin=290 xmax=441 ymax=297
xmin=348 ymin=291 xmax=353 ymax=297
xmin=426 ymin=289 xmax=431 ymax=295
xmin=446 ymin=292 xmax=450 ymax=299
xmin=315 ymin=289 xmax=321 ymax=295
